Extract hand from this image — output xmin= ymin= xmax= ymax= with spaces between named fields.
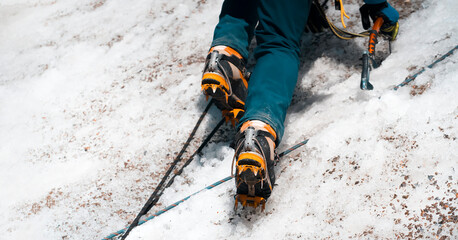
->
xmin=360 ymin=1 xmax=400 ymax=40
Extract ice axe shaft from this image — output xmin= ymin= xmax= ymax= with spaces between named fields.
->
xmin=360 ymin=17 xmax=384 ymax=90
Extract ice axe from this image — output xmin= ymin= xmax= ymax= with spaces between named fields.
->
xmin=360 ymin=17 xmax=384 ymax=90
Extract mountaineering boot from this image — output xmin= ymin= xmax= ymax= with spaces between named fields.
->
xmin=380 ymin=21 xmax=399 ymax=40
xmin=201 ymin=46 xmax=249 ymax=124
xmin=232 ymin=120 xmax=277 ymax=211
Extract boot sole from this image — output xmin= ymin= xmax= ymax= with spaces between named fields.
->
xmin=234 ymin=153 xmax=272 ymax=210
xmin=202 ymin=73 xmax=245 ymax=121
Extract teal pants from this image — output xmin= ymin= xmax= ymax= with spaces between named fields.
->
xmin=211 ymin=0 xmax=311 ymax=144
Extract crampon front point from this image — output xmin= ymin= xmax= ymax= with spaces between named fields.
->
xmin=201 ymin=46 xmax=248 ymax=126
xmin=233 ymin=155 xmax=271 ymax=211
xmin=234 ymin=194 xmax=267 ymax=211
xmin=201 ymin=78 xmax=245 ymax=125
xmin=233 ymin=169 xmax=270 ymax=212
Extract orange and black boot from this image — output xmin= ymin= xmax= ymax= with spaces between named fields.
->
xmin=232 ymin=120 xmax=277 ymax=211
xmin=201 ymin=46 xmax=249 ymax=124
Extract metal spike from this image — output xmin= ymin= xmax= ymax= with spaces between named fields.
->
xmin=231 ymin=109 xmax=244 ymax=120
xmin=230 ymin=119 xmax=236 ymax=127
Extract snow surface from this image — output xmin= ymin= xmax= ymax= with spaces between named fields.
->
xmin=0 ymin=0 xmax=456 ymax=239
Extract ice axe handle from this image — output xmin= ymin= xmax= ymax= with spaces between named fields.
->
xmin=368 ymin=17 xmax=384 ymax=55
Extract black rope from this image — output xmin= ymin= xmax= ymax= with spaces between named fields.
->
xmin=145 ymin=117 xmax=225 ymax=213
xmin=121 ymin=100 xmax=215 ymax=239
xmin=165 ymin=118 xmax=226 ymax=188
xmin=102 ymin=138 xmax=309 ymax=239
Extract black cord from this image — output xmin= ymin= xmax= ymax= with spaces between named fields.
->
xmin=121 ymin=100 xmax=214 ymax=239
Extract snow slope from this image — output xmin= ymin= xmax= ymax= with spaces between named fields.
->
xmin=0 ymin=0 xmax=456 ymax=239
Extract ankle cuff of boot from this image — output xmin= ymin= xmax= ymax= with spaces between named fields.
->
xmin=240 ymin=120 xmax=277 ymax=141
xmin=209 ymin=45 xmax=243 ymax=60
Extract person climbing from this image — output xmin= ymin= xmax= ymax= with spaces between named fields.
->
xmin=201 ymin=0 xmax=399 ymax=209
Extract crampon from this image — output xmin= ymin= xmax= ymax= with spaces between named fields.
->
xmin=232 ymin=121 xmax=277 ymax=211
xmin=233 ymin=159 xmax=271 ymax=211
xmin=201 ymin=46 xmax=249 ymax=126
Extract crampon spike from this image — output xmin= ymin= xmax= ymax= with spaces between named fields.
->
xmin=230 ymin=118 xmax=236 ymax=127
xmin=230 ymin=109 xmax=244 ymax=120
xmin=222 ymin=110 xmax=229 ymax=123
xmin=234 ymin=194 xmax=266 ymax=211
xmin=221 ymin=109 xmax=243 ymax=126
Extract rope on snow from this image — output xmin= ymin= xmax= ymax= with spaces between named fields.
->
xmin=101 ymin=139 xmax=309 ymax=240
xmin=119 ymin=100 xmax=216 ymax=239
xmin=101 ymin=176 xmax=233 ymax=240
xmin=394 ymin=45 xmax=458 ymax=90
xmin=101 ymin=42 xmax=458 ymax=240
